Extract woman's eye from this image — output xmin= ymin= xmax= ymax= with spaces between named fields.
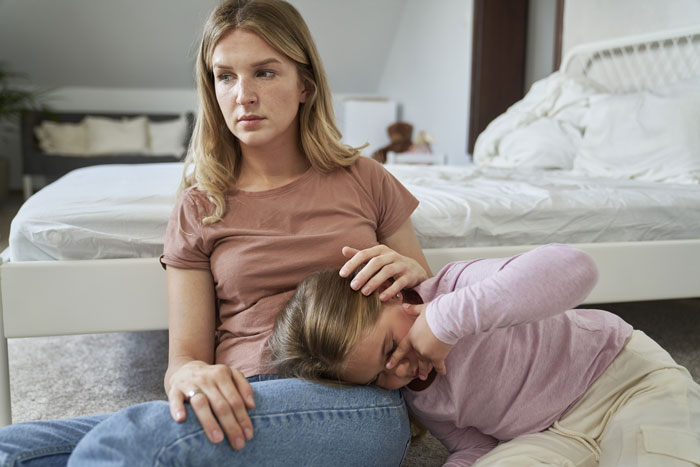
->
xmin=217 ymin=73 xmax=234 ymax=82
xmin=257 ymin=70 xmax=275 ymax=78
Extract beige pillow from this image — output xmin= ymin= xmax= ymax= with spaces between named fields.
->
xmin=34 ymin=121 xmax=88 ymax=155
xmin=85 ymin=116 xmax=149 ymax=155
xmin=148 ymin=115 xmax=187 ymax=156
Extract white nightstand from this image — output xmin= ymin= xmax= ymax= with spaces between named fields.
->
xmin=386 ymin=151 xmax=447 ymax=165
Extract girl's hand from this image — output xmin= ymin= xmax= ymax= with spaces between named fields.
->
xmin=339 ymin=245 xmax=429 ymax=301
xmin=387 ymin=303 xmax=453 ymax=376
xmin=167 ymin=360 xmax=256 ymax=450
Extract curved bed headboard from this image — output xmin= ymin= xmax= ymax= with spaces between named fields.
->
xmin=560 ymin=26 xmax=700 ymax=93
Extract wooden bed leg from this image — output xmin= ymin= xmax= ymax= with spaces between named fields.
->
xmin=0 ymin=287 xmax=11 ymax=426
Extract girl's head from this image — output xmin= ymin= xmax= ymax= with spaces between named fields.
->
xmin=268 ymin=269 xmax=420 ymax=390
xmin=183 ymin=0 xmax=361 ymax=224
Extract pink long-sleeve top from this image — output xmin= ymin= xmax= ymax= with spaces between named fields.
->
xmin=406 ymin=244 xmax=633 ymax=466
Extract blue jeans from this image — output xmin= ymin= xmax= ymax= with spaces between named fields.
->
xmin=0 ymin=376 xmax=410 ymax=466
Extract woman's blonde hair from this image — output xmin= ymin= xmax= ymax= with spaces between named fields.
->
xmin=183 ymin=0 xmax=361 ymax=224
xmin=268 ymin=269 xmax=382 ymax=383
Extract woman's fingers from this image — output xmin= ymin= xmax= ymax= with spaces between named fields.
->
xmin=213 ymin=369 xmax=256 ymax=448
xmin=340 ymin=245 xmax=426 ymax=300
xmin=167 ymin=363 xmax=257 ymax=450
xmin=340 ymin=246 xmax=359 ymax=261
xmin=340 ymin=245 xmax=389 ymax=279
xmin=188 ymin=389 xmax=226 ymax=445
xmin=205 ymin=366 xmax=255 ymax=450
xmin=168 ymin=387 xmax=187 ymax=423
xmin=340 ymin=246 xmax=400 ymax=295
xmin=377 ymin=273 xmax=410 ymax=301
xmin=232 ymin=368 xmax=256 ymax=409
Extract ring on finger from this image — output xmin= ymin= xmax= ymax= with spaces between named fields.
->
xmin=185 ymin=387 xmax=205 ymax=402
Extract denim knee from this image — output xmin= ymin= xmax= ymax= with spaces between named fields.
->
xmin=0 ymin=414 xmax=108 ymax=467
xmin=68 ymin=379 xmax=410 ymax=466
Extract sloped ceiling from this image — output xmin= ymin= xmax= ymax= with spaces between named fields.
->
xmin=0 ymin=0 xmax=405 ymax=94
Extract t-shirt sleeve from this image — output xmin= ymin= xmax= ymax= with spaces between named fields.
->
xmin=356 ymin=157 xmax=419 ymax=240
xmin=160 ymin=188 xmax=211 ymax=270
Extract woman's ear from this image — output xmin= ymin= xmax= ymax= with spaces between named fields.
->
xmin=299 ymin=79 xmax=313 ymax=103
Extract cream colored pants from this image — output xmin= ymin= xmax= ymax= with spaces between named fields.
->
xmin=474 ymin=330 xmax=700 ymax=467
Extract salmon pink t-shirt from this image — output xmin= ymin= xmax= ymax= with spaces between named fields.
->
xmin=161 ymin=157 xmax=419 ymax=376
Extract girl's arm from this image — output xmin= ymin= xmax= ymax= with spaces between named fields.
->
xmin=165 ymin=266 xmax=255 ymax=451
xmin=340 ymin=218 xmax=432 ymax=301
xmin=387 ymin=244 xmax=598 ymax=373
xmin=426 ymin=243 xmax=597 ymax=343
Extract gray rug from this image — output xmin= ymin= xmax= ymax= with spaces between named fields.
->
xmin=8 ymin=299 xmax=700 ymax=466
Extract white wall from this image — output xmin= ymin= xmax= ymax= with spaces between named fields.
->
xmin=525 ymin=0 xmax=558 ymax=92
xmin=377 ymin=0 xmax=473 ymax=165
xmin=563 ymin=0 xmax=700 ymax=57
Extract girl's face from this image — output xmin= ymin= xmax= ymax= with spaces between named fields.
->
xmin=211 ymin=29 xmax=308 ymax=152
xmin=342 ymin=292 xmax=420 ymax=390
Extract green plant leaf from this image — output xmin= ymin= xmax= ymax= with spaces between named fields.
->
xmin=0 ymin=62 xmax=53 ymax=123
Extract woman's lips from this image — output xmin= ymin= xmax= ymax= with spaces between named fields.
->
xmin=238 ymin=116 xmax=264 ymax=128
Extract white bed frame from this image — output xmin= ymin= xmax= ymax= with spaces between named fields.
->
xmin=2 ymin=27 xmax=700 ymax=426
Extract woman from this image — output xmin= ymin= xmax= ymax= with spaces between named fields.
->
xmin=0 ymin=0 xmax=430 ymax=465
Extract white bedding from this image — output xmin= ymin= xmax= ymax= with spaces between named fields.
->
xmin=9 ymin=162 xmax=700 ymax=261
xmin=474 ymin=73 xmax=700 ymax=184
xmin=9 ymin=163 xmax=182 ymax=261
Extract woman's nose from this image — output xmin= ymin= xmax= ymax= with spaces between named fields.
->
xmin=236 ymin=78 xmax=257 ymax=105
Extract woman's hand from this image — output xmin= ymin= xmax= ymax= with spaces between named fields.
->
xmin=167 ymin=360 xmax=256 ymax=450
xmin=339 ymin=245 xmax=429 ymax=301
xmin=387 ymin=303 xmax=453 ymax=376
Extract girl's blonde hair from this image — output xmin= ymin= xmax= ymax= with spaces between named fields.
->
xmin=268 ymin=268 xmax=429 ymax=439
xmin=268 ymin=269 xmax=382 ymax=383
xmin=183 ymin=0 xmax=361 ymax=224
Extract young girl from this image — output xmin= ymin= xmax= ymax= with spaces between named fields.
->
xmin=269 ymin=243 xmax=700 ymax=466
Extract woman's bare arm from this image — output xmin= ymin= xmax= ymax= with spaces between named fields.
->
xmin=164 ymin=265 xmax=255 ymax=451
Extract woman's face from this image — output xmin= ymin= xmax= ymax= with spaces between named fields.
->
xmin=342 ymin=293 xmax=420 ymax=390
xmin=211 ymin=29 xmax=308 ymax=151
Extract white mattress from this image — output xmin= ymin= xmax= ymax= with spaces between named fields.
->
xmin=388 ymin=164 xmax=700 ymax=248
xmin=9 ymin=162 xmax=700 ymax=261
xmin=10 ymin=164 xmax=182 ymax=261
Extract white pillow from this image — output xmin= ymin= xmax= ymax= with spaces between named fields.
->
xmin=148 ymin=115 xmax=188 ymax=156
xmin=489 ymin=119 xmax=581 ymax=170
xmin=85 ymin=116 xmax=149 ymax=155
xmin=474 ymin=72 xmax=596 ymax=170
xmin=573 ymin=77 xmax=700 ymax=184
xmin=34 ymin=121 xmax=88 ymax=155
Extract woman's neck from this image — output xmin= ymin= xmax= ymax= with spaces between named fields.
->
xmin=236 ymin=143 xmax=310 ymax=192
